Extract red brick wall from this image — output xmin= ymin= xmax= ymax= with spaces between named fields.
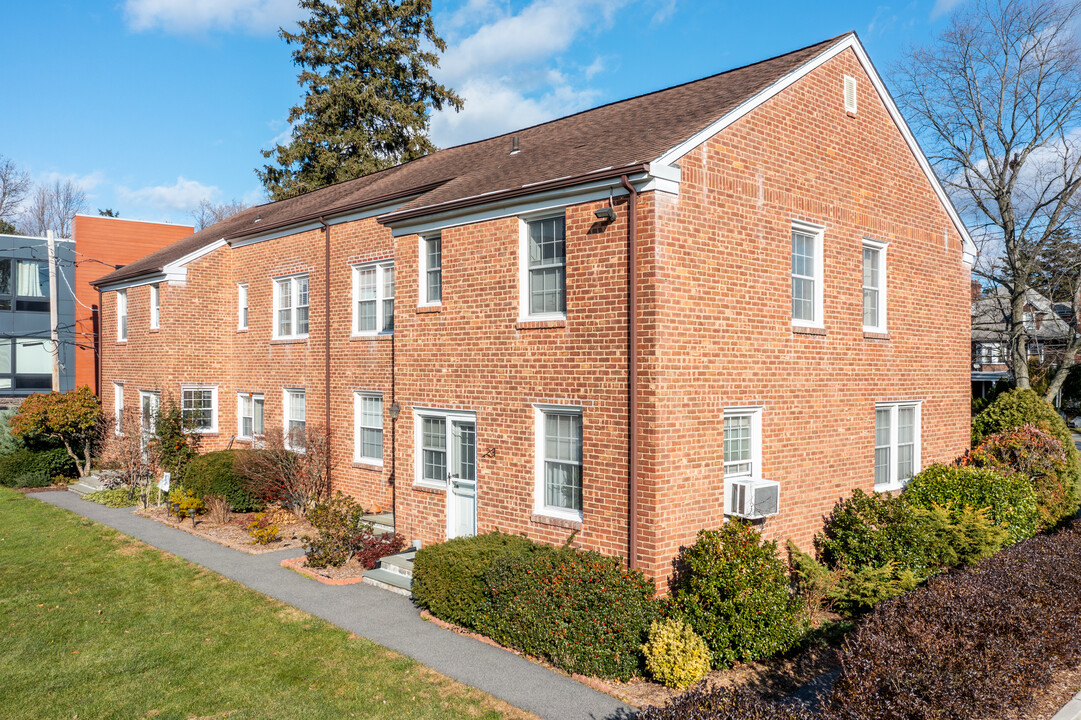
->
xmin=98 ymin=47 xmax=971 ymax=585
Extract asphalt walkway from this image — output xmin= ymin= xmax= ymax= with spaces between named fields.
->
xmin=35 ymin=491 xmax=633 ymax=720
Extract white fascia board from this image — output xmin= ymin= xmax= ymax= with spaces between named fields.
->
xmin=652 ymin=33 xmax=977 ymax=265
xmin=387 ymin=172 xmax=653 ymax=238
xmin=98 ymin=272 xmax=169 ymax=293
xmin=99 ymin=238 xmax=227 ymax=292
xmin=228 ymin=199 xmax=407 ymax=249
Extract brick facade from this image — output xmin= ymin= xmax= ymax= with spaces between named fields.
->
xmin=97 ymin=47 xmax=971 ymax=586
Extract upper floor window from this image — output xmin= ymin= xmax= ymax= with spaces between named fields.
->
xmin=181 ymin=385 xmax=217 ymax=433
xmin=791 ymin=222 xmax=824 ymax=327
xmin=117 ymin=289 xmax=128 ymax=341
xmin=874 ymin=402 xmax=920 ymax=489
xmin=0 ymin=260 xmax=49 ymax=312
xmin=420 ymin=236 xmax=442 ymax=305
xmin=284 ymin=388 xmax=306 ymax=450
xmin=862 ymin=240 xmax=887 ymax=332
xmin=238 ymin=283 xmax=249 ymax=331
xmin=353 ymin=261 xmax=394 ymax=335
xmin=521 ymin=215 xmax=566 ymax=319
xmin=150 ymin=284 xmax=160 ymax=329
xmin=977 ymin=342 xmax=1005 ymax=364
xmin=274 ymin=274 xmax=308 ymax=339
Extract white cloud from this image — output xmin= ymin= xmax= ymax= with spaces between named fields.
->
xmin=40 ymin=170 xmax=105 ymax=192
xmin=117 ymin=176 xmax=219 ymax=213
xmin=930 ymin=0 xmax=966 ymax=20
xmin=429 ymin=0 xmax=625 ymax=147
xmin=123 ymin=0 xmax=304 ymax=34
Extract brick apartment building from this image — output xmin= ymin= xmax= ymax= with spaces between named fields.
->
xmin=92 ymin=33 xmax=974 ymax=583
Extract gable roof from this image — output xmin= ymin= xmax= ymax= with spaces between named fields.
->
xmin=94 ymin=31 xmax=973 ymax=288
xmin=973 ymin=286 xmax=1075 ymax=343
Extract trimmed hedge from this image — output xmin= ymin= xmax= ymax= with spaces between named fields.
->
xmin=476 ymin=547 xmax=659 ymax=680
xmin=670 ymin=522 xmax=806 ymax=668
xmin=903 ymin=464 xmax=1041 ymax=544
xmin=813 ymin=488 xmax=934 ymax=576
xmin=0 ymin=448 xmax=77 ymax=487
xmin=411 ymin=531 xmax=546 ymax=628
xmin=182 ymin=450 xmax=261 ymax=512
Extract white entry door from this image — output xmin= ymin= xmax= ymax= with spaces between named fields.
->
xmin=447 ymin=420 xmax=477 ymax=539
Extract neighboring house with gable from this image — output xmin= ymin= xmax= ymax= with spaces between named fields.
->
xmin=91 ymin=32 xmax=974 ymax=585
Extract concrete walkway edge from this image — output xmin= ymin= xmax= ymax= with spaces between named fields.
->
xmin=33 ymin=491 xmax=632 ymax=720
xmin=1053 ymin=689 xmax=1081 ymax=720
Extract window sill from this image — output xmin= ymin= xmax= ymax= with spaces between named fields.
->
xmin=863 ymin=331 xmax=891 ymax=341
xmin=875 ymin=483 xmax=905 ymax=494
xmin=149 ymin=328 xmax=160 ymax=333
xmin=791 ymin=325 xmax=826 ymax=337
xmin=531 ymin=512 xmax=582 ymax=531
xmin=516 ymin=319 xmax=567 ymax=331
xmin=352 ymin=460 xmax=384 ymax=472
xmin=349 ymin=333 xmax=393 ymax=342
xmin=115 ymin=340 xmax=128 ymax=345
xmin=270 ymin=338 xmax=308 ymax=346
xmin=412 ymin=482 xmax=446 ymax=495
xmin=846 ymin=110 xmax=857 ymax=119
xmin=237 ymin=328 xmax=248 ymax=334
xmin=416 ymin=304 xmax=442 ymax=314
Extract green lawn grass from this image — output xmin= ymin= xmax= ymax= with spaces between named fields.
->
xmin=0 ymin=489 xmax=534 ymax=720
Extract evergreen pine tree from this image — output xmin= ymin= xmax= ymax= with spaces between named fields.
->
xmin=258 ymin=0 xmax=462 ymax=201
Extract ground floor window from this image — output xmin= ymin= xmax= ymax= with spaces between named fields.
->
xmin=238 ymin=392 xmax=264 ymax=440
xmin=354 ymin=392 xmax=383 ymax=464
xmin=284 ymin=388 xmax=305 ymax=449
xmin=874 ymin=401 xmax=921 ymax=489
xmin=181 ymin=385 xmax=217 ymax=432
xmin=533 ymin=405 xmax=583 ymax=521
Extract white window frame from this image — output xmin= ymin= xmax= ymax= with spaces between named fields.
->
xmin=149 ymin=284 xmax=160 ymax=329
xmin=116 ymin=289 xmax=128 ymax=341
xmin=413 ymin=406 xmax=476 ymax=490
xmin=790 ymin=220 xmax=825 ymax=328
xmin=114 ymin=382 xmax=124 ymax=436
xmin=844 ymin=74 xmax=858 ymax=114
xmin=532 ymin=403 xmax=583 ymax=523
xmin=236 ymin=392 xmax=264 ymax=441
xmin=354 ymin=391 xmax=384 ymax=465
xmin=519 ymin=212 xmax=568 ymax=322
xmin=352 ymin=260 xmax=395 ymax=335
xmin=273 ymin=274 xmax=309 ymax=340
xmin=180 ymin=384 xmax=218 ymax=434
xmin=283 ymin=388 xmax=306 ymax=451
xmin=722 ymin=406 xmax=763 ymax=482
xmin=874 ymin=401 xmax=922 ymax=490
xmin=861 ymin=239 xmax=888 ymax=333
xmin=237 ymin=282 xmax=249 ymax=331
xmin=418 ymin=235 xmax=442 ymax=306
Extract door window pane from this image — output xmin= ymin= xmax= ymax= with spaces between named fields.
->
xmin=422 ymin=417 xmax=447 ymax=483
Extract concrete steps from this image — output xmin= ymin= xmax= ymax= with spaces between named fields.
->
xmin=361 ymin=512 xmax=394 ymax=535
xmin=362 ymin=548 xmax=415 ymax=597
xmin=68 ymin=475 xmax=107 ymax=498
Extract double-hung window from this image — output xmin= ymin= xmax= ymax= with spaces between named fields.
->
xmin=420 ymin=416 xmax=447 ymax=484
xmin=791 ymin=221 xmax=824 ymax=327
xmin=534 ymin=405 xmax=583 ymax=521
xmin=862 ymin=240 xmax=887 ymax=332
xmin=117 ymin=290 xmax=128 ymax=341
xmin=874 ymin=402 xmax=920 ymax=489
xmin=284 ymin=388 xmax=306 ymax=449
xmin=420 ymin=236 xmax=442 ymax=305
xmin=353 ymin=261 xmax=394 ymax=334
xmin=181 ymin=385 xmax=217 ymax=433
xmin=723 ymin=407 xmax=762 ymax=480
xmin=237 ymin=283 xmax=249 ymax=331
xmin=114 ymin=383 xmax=124 ymax=435
xmin=354 ymin=392 xmax=383 ymax=464
xmin=521 ymin=215 xmax=566 ymax=319
xmin=150 ymin=284 xmax=160 ymax=329
xmin=237 ymin=392 xmax=264 ymax=440
xmin=274 ymin=274 xmax=309 ymax=339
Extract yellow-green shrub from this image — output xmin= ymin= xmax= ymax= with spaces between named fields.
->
xmin=642 ymin=618 xmax=711 ymax=689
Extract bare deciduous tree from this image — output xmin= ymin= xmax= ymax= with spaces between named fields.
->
xmin=101 ymin=406 xmax=156 ymax=505
xmin=237 ymin=424 xmax=334 ymax=517
xmin=0 ymin=155 xmax=31 ymax=227
xmin=192 ymin=198 xmax=250 ymax=231
xmin=21 ymin=179 xmax=88 ymax=237
xmin=895 ymin=0 xmax=1081 ymax=399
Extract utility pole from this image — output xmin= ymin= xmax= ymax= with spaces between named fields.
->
xmin=47 ymin=230 xmax=59 ymax=392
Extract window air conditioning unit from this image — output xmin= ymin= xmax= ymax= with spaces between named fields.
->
xmin=724 ymin=478 xmax=780 ymax=520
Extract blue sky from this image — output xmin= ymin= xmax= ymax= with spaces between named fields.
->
xmin=0 ymin=0 xmax=965 ymax=227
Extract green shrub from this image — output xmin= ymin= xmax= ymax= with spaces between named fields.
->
xmin=182 ymin=450 xmax=262 ymax=512
xmin=903 ymin=464 xmax=1041 ymax=544
xmin=0 ymin=448 xmax=77 ymax=487
xmin=813 ymin=489 xmax=934 ymax=576
xmin=0 ymin=408 xmax=24 ymax=454
xmin=642 ymin=618 xmax=711 ymax=689
xmin=247 ymin=513 xmax=280 ymax=544
xmin=787 ymin=541 xmax=841 ymax=620
xmin=910 ymin=502 xmax=1008 ymax=568
xmin=476 ymin=547 xmax=659 ymax=680
xmin=84 ymin=486 xmax=163 ymax=508
xmin=829 ymin=562 xmax=919 ymax=616
xmin=412 ymin=531 xmax=547 ymax=628
xmin=965 ymin=424 xmax=1079 ymax=526
xmin=670 ymin=523 xmax=806 ymax=668
xmin=304 ymin=493 xmax=369 ymax=568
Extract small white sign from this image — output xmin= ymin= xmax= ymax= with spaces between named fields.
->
xmin=157 ymin=472 xmax=171 ymax=492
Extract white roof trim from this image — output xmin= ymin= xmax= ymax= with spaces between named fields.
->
xmin=652 ymin=33 xmax=976 ymax=264
xmin=99 ymin=239 xmax=227 ymax=291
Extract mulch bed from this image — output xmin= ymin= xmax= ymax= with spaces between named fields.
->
xmin=135 ymin=505 xmax=313 ymax=555
xmin=11 ymin=484 xmax=72 ymax=494
xmin=281 ymin=555 xmax=370 ymax=585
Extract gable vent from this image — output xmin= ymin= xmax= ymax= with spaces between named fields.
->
xmin=844 ymin=75 xmax=857 ymax=114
